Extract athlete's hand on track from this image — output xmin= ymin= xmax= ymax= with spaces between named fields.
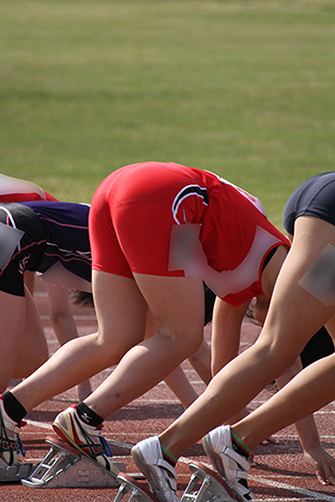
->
xmin=304 ymin=446 xmax=335 ymax=485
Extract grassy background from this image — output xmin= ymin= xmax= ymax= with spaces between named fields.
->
xmin=1 ymin=0 xmax=335 ymax=229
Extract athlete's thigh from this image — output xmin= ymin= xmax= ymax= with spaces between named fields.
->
xmin=258 ymin=217 xmax=335 ymax=357
xmin=133 ymin=273 xmax=204 ymax=342
xmin=92 ymin=270 xmax=149 ymax=349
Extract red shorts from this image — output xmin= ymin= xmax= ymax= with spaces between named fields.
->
xmin=89 ymin=162 xmax=209 ymax=279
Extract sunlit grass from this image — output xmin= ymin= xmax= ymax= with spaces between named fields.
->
xmin=1 ymin=0 xmax=334 ymax=228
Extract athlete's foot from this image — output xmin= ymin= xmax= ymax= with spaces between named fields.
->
xmin=203 ymin=425 xmax=252 ymax=501
xmin=132 ymin=436 xmax=179 ymax=502
xmin=0 ymin=394 xmax=26 ymax=465
xmin=52 ymin=404 xmax=119 ymax=476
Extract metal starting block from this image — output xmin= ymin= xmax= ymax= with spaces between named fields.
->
xmin=114 ymin=473 xmax=159 ymax=502
xmin=114 ymin=461 xmax=238 ymax=502
xmin=21 ymin=435 xmax=126 ymax=489
xmin=0 ymin=462 xmax=34 ymax=483
xmin=181 ymin=462 xmax=238 ymax=502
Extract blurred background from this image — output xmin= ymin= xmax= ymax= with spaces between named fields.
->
xmin=1 ymin=0 xmax=334 ymax=229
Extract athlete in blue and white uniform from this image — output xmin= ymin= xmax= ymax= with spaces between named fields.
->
xmin=0 ymin=174 xmax=93 ymax=402
xmin=0 ymin=200 xmax=91 ymax=396
xmin=0 ymin=201 xmax=91 ymax=297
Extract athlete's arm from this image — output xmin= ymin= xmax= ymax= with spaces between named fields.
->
xmin=211 ymin=298 xmax=250 ymax=375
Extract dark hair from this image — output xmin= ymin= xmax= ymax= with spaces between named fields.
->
xmin=71 ymin=290 xmax=94 ymax=308
xmin=245 ymin=304 xmax=260 ymax=326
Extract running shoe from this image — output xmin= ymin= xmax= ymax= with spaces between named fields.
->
xmin=202 ymin=425 xmax=252 ymax=502
xmin=131 ymin=436 xmax=179 ymax=502
xmin=52 ymin=405 xmax=118 ymax=475
xmin=0 ymin=394 xmax=26 ymax=465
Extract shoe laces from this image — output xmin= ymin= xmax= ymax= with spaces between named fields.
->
xmin=14 ymin=420 xmax=27 ymax=457
xmin=79 ymin=418 xmax=113 ymax=458
xmin=99 ymin=435 xmax=113 ymax=457
xmin=17 ymin=434 xmax=26 ymax=457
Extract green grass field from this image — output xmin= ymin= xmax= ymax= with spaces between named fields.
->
xmin=1 ymin=0 xmax=335 ymax=229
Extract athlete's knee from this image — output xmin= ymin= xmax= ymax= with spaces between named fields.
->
xmin=96 ymin=330 xmax=144 ymax=364
xmin=252 ymin=337 xmax=298 ymax=379
xmin=174 ymin=327 xmax=204 ymax=358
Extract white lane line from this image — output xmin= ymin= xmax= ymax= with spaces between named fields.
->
xmin=250 ymin=475 xmax=335 ymax=501
xmin=40 ymin=315 xmax=97 ymax=321
xmin=25 ymin=419 xmax=135 ymax=450
xmin=253 ymin=499 xmax=315 ymax=501
xmin=264 ymin=433 xmax=335 ymax=440
xmin=26 ymin=419 xmax=53 ymax=430
xmin=21 ymin=421 xmax=335 ymax=501
xmin=24 ymin=421 xmax=199 ymax=456
xmin=26 ymin=455 xmax=127 ymax=463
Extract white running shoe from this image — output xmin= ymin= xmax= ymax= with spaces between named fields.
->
xmin=202 ymin=425 xmax=252 ymax=502
xmin=131 ymin=436 xmax=179 ymax=502
xmin=52 ymin=405 xmax=118 ymax=475
xmin=0 ymin=394 xmax=26 ymax=465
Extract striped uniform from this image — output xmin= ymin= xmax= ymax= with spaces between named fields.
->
xmin=0 ymin=201 xmax=91 ymax=296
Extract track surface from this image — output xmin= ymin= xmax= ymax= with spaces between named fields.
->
xmin=1 ymin=280 xmax=335 ymax=501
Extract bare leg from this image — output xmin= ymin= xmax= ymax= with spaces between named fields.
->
xmin=84 ymin=273 xmax=204 ymax=419
xmin=232 ymin=350 xmax=335 ymax=452
xmin=163 ymin=367 xmax=198 ymax=408
xmin=0 ymin=286 xmax=47 ymax=389
xmin=145 ymin=310 xmax=200 ymax=408
xmin=12 ymin=273 xmax=149 ymax=411
xmin=158 ymin=217 xmax=335 ymax=459
xmin=24 ymin=271 xmax=35 ymax=295
xmin=13 ymin=271 xmax=204 ymax=421
xmin=188 ymin=339 xmax=212 ymax=385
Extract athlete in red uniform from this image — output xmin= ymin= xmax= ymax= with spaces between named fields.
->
xmin=0 ymin=162 xmax=290 ymax=469
xmin=130 ymin=172 xmax=335 ymax=500
xmin=89 ymin=162 xmax=287 ymax=302
xmin=2 ymin=166 xmax=334 ymax=490
xmin=0 ymin=173 xmax=208 ymax=407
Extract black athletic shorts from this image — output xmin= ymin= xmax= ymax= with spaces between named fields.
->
xmin=300 ymin=326 xmax=334 ymax=368
xmin=0 ymin=203 xmax=47 ymax=296
xmin=283 ymin=172 xmax=335 ymax=236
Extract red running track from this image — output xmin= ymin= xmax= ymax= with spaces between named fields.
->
xmin=1 ymin=280 xmax=335 ymax=501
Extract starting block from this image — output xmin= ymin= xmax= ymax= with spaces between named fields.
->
xmin=21 ymin=435 xmax=126 ymax=489
xmin=0 ymin=462 xmax=34 ymax=483
xmin=181 ymin=462 xmax=238 ymax=502
xmin=114 ymin=461 xmax=238 ymax=502
xmin=114 ymin=473 xmax=159 ymax=502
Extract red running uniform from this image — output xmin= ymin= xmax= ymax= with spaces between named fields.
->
xmin=89 ymin=162 xmax=289 ymax=307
